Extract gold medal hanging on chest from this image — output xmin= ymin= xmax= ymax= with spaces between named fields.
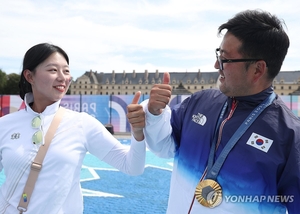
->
xmin=195 ymin=179 xmax=222 ymax=208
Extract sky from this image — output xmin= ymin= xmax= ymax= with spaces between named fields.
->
xmin=0 ymin=0 xmax=299 ymax=80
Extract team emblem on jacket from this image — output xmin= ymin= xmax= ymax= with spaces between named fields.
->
xmin=246 ymin=133 xmax=273 ymax=153
xmin=192 ymin=113 xmax=207 ymax=126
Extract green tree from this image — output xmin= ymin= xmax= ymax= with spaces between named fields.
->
xmin=0 ymin=69 xmax=7 ymax=94
xmin=3 ymin=73 xmax=20 ymax=95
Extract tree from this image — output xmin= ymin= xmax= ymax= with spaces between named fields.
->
xmin=3 ymin=73 xmax=20 ymax=95
xmin=0 ymin=69 xmax=7 ymax=94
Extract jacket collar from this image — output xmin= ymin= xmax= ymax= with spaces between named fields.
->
xmin=227 ymin=87 xmax=274 ymax=108
xmin=24 ymin=93 xmax=61 ymax=115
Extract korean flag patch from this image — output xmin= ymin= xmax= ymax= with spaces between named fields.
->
xmin=246 ymin=133 xmax=273 ymax=153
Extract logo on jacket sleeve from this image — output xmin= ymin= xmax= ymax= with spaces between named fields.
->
xmin=246 ymin=133 xmax=273 ymax=153
xmin=192 ymin=113 xmax=207 ymax=126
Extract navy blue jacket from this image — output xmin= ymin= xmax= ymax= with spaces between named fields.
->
xmin=170 ymin=87 xmax=300 ymax=213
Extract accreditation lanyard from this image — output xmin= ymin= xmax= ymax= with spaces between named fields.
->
xmin=205 ymin=92 xmax=276 ymax=180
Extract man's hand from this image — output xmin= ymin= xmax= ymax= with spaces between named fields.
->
xmin=127 ymin=91 xmax=145 ymax=141
xmin=148 ymin=72 xmax=172 ymax=115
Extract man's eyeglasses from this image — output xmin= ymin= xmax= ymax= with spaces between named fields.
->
xmin=31 ymin=116 xmax=43 ymax=145
xmin=215 ymin=48 xmax=264 ymax=70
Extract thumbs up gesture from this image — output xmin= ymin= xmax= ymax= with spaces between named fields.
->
xmin=127 ymin=91 xmax=145 ymax=141
xmin=148 ymin=72 xmax=172 ymax=115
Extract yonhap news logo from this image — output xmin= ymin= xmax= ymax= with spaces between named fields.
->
xmin=224 ymin=195 xmax=294 ymax=203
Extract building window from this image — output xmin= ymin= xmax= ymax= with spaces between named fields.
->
xmin=118 ymin=86 xmax=120 ymax=89
xmin=194 ymin=86 xmax=197 ymax=89
xmin=133 ymin=86 xmax=135 ymax=89
xmin=281 ymin=86 xmax=284 ymax=90
xmin=125 ymin=92 xmax=128 ymax=95
xmin=90 ymin=91 xmax=93 ymax=94
xmin=106 ymin=92 xmax=108 ymax=95
xmin=289 ymin=86 xmax=291 ymax=90
xmin=201 ymin=86 xmax=204 ymax=89
xmin=106 ymin=86 xmax=108 ymax=89
xmin=125 ymin=86 xmax=128 ymax=89
xmin=118 ymin=92 xmax=120 ymax=95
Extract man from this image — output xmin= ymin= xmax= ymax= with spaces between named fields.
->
xmin=127 ymin=10 xmax=300 ymax=213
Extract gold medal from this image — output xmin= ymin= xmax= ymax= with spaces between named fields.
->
xmin=195 ymin=179 xmax=222 ymax=208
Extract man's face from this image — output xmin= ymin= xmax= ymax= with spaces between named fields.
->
xmin=215 ymin=32 xmax=254 ymax=97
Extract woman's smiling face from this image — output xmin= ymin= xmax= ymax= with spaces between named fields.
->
xmin=24 ymin=52 xmax=71 ymax=109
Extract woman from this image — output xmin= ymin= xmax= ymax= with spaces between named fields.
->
xmin=0 ymin=43 xmax=146 ymax=213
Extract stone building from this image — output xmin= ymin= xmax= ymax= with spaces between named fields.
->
xmin=70 ymin=70 xmax=300 ymax=96
xmin=273 ymin=71 xmax=300 ymax=95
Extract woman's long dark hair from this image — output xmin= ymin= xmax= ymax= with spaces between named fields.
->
xmin=19 ymin=43 xmax=69 ymax=100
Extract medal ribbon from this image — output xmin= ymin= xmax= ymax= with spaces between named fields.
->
xmin=206 ymin=92 xmax=276 ymax=180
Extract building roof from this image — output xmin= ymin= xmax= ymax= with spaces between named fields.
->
xmin=76 ymin=70 xmax=221 ymax=85
xmin=75 ymin=70 xmax=300 ymax=86
xmin=172 ymin=82 xmax=192 ymax=95
xmin=274 ymin=70 xmax=300 ymax=83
